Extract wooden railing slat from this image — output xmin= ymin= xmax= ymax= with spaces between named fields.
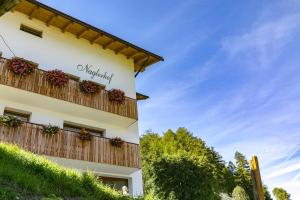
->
xmin=0 ymin=122 xmax=141 ymax=168
xmin=0 ymin=58 xmax=138 ymax=119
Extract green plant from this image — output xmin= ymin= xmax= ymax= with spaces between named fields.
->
xmin=272 ymin=188 xmax=291 ymax=200
xmin=110 ymin=137 xmax=124 ymax=148
xmin=41 ymin=194 xmax=63 ymax=200
xmin=42 ymin=124 xmax=60 ymax=135
xmin=232 ymin=186 xmax=250 ymax=200
xmin=0 ymin=115 xmax=23 ymax=128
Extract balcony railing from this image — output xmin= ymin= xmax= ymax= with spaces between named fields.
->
xmin=0 ymin=57 xmax=138 ymax=119
xmin=0 ymin=122 xmax=141 ymax=168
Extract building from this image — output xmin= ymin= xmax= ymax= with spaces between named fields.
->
xmin=0 ymin=0 xmax=163 ymax=196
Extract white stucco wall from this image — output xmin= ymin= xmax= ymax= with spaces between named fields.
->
xmin=0 ymin=11 xmax=136 ymax=98
xmin=0 ymin=10 xmax=143 ymax=194
xmin=130 ymin=170 xmax=144 ymax=197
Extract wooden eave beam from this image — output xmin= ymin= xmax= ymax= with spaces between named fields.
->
xmin=77 ymin=28 xmax=89 ymax=39
xmin=115 ymin=45 xmax=128 ymax=54
xmin=134 ymin=55 xmax=149 ymax=65
xmin=127 ymin=51 xmax=141 ymax=59
xmin=62 ymin=21 xmax=73 ymax=33
xmin=46 ymin=13 xmax=57 ymax=26
xmin=90 ymin=33 xmax=103 ymax=44
xmin=29 ymin=5 xmax=39 ymax=19
xmin=103 ymin=39 xmax=115 ymax=49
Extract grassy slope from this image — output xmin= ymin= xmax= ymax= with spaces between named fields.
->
xmin=0 ymin=142 xmax=132 ymax=200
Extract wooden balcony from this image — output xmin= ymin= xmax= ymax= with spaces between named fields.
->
xmin=0 ymin=122 xmax=141 ymax=168
xmin=0 ymin=57 xmax=138 ymax=119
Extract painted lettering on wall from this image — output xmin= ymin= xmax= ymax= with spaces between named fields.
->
xmin=77 ymin=64 xmax=114 ymax=84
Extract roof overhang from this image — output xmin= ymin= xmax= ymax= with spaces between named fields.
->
xmin=136 ymin=92 xmax=149 ymax=101
xmin=0 ymin=0 xmax=164 ymax=72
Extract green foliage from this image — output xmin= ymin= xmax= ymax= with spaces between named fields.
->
xmin=0 ymin=115 xmax=23 ymax=128
xmin=141 ymin=128 xmax=233 ymax=199
xmin=150 ymin=155 xmax=215 ymax=200
xmin=0 ymin=142 xmax=132 ymax=200
xmin=42 ymin=124 xmax=60 ymax=135
xmin=233 ymin=152 xmax=253 ymax=199
xmin=232 ymin=186 xmax=250 ymax=200
xmin=272 ymin=188 xmax=291 ymax=200
xmin=263 ymin=185 xmax=273 ymax=200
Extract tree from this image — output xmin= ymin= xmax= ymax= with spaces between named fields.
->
xmin=140 ymin=128 xmax=234 ymax=199
xmin=148 ymin=155 xmax=215 ymax=200
xmin=234 ymin=152 xmax=254 ymax=200
xmin=272 ymin=188 xmax=291 ymax=200
xmin=263 ymin=185 xmax=273 ymax=200
xmin=232 ymin=186 xmax=250 ymax=200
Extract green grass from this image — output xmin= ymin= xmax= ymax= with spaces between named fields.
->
xmin=0 ymin=142 xmax=133 ymax=200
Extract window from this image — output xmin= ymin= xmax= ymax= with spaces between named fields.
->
xmin=20 ymin=24 xmax=43 ymax=38
xmin=4 ymin=109 xmax=30 ymax=122
xmin=97 ymin=176 xmax=128 ymax=192
xmin=63 ymin=122 xmax=104 ymax=137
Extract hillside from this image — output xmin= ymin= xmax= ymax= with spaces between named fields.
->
xmin=0 ymin=142 xmax=132 ymax=200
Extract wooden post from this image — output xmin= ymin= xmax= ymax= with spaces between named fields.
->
xmin=250 ymin=156 xmax=264 ymax=200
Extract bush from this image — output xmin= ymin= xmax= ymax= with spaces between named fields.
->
xmin=147 ymin=155 xmax=216 ymax=200
xmin=232 ymin=186 xmax=250 ymax=200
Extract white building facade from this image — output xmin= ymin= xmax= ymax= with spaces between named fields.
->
xmin=0 ymin=0 xmax=163 ymax=196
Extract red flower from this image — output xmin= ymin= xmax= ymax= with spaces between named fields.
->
xmin=9 ymin=58 xmax=34 ymax=76
xmin=79 ymin=80 xmax=101 ymax=94
xmin=108 ymin=89 xmax=125 ymax=104
xmin=46 ymin=70 xmax=69 ymax=87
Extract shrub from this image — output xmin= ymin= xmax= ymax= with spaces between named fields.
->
xmin=146 ymin=155 xmax=215 ymax=200
xmin=110 ymin=137 xmax=124 ymax=148
xmin=79 ymin=80 xmax=102 ymax=95
xmin=0 ymin=116 xmax=23 ymax=128
xmin=42 ymin=124 xmax=60 ymax=135
xmin=108 ymin=89 xmax=125 ymax=104
xmin=46 ymin=70 xmax=69 ymax=87
xmin=232 ymin=186 xmax=250 ymax=200
xmin=9 ymin=58 xmax=35 ymax=76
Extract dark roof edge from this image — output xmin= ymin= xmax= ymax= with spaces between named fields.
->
xmin=27 ymin=0 xmax=164 ymax=62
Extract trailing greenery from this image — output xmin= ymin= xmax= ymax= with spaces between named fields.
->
xmin=272 ymin=188 xmax=291 ymax=200
xmin=42 ymin=124 xmax=60 ymax=135
xmin=0 ymin=142 xmax=132 ymax=200
xmin=110 ymin=137 xmax=125 ymax=148
xmin=0 ymin=115 xmax=23 ymax=128
xmin=140 ymin=128 xmax=256 ymax=200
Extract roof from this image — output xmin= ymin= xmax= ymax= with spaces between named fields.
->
xmin=136 ymin=92 xmax=149 ymax=101
xmin=0 ymin=0 xmax=164 ymax=72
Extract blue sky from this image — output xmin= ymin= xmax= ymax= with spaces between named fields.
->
xmin=40 ymin=0 xmax=300 ymax=198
